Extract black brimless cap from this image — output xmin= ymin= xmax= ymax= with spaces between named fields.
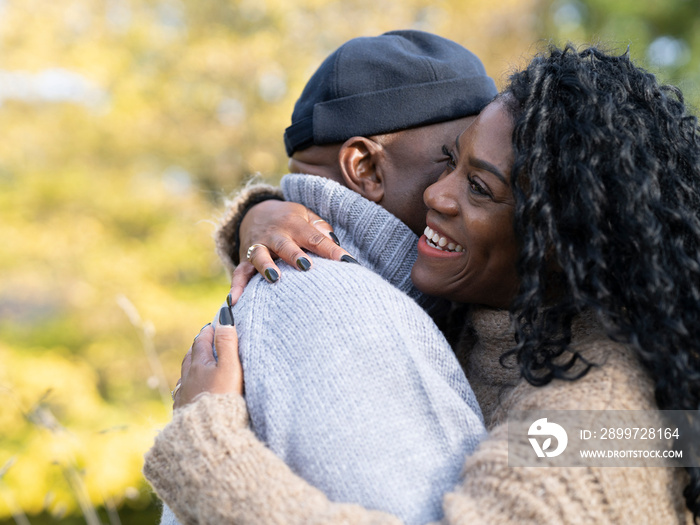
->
xmin=284 ymin=30 xmax=498 ymax=156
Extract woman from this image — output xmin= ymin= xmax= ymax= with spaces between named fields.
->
xmin=144 ymin=45 xmax=700 ymax=523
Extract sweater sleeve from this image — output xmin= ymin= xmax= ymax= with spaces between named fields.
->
xmin=144 ymin=396 xmax=686 ymax=525
xmin=442 ymin=425 xmax=606 ymax=524
xmin=214 ymin=182 xmax=285 ymax=274
xmin=144 ymin=397 xmax=599 ymax=525
xmin=143 ymin=393 xmax=402 ymax=525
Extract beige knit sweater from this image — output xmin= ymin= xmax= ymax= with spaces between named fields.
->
xmin=143 ymin=308 xmax=692 ymax=524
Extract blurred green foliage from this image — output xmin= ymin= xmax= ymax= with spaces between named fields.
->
xmin=539 ymin=0 xmax=700 ymax=106
xmin=0 ymin=0 xmax=697 ymax=523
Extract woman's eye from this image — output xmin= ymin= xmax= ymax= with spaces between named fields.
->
xmin=468 ymin=175 xmax=490 ymax=197
xmin=441 ymin=145 xmax=456 ymax=171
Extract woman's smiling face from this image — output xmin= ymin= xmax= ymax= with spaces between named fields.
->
xmin=411 ymin=98 xmax=520 ymax=309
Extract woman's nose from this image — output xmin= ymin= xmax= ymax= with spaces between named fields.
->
xmin=424 ymin=171 xmax=459 ymax=216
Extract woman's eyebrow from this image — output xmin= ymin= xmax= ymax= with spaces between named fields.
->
xmin=456 ymin=130 xmax=507 ymax=185
xmin=469 ymin=156 xmax=507 ymax=185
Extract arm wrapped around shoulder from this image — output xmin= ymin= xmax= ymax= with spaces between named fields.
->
xmin=143 ymin=392 xmax=402 ymax=525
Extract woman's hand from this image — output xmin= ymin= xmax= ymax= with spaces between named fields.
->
xmin=239 ymin=200 xmax=357 ymax=282
xmin=172 ymin=307 xmax=243 ymax=409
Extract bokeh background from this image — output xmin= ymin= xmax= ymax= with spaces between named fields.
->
xmin=0 ymin=0 xmax=698 ymax=523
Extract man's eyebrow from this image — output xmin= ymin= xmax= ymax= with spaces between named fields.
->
xmin=470 ymin=157 xmax=507 ymax=185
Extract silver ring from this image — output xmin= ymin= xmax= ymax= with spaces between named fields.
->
xmin=311 ymin=219 xmax=326 ymax=225
xmin=246 ymin=243 xmax=266 ymax=260
xmin=171 ymin=382 xmax=182 ymax=401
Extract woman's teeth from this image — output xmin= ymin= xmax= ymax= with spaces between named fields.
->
xmin=423 ymin=226 xmax=463 ymax=252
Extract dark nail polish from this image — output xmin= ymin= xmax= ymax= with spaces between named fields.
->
xmin=264 ymin=268 xmax=279 ymax=283
xmin=226 ymin=293 xmax=233 ymax=308
xmin=201 ymin=323 xmax=211 ymax=331
xmin=340 ymin=254 xmax=360 ymax=265
xmin=296 ymin=257 xmax=311 ymax=271
xmin=329 ymin=232 xmax=340 ymax=246
xmin=219 ymin=305 xmax=234 ymax=326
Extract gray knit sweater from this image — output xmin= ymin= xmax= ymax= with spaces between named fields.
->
xmin=237 ymin=174 xmax=484 ymax=522
xmin=157 ymin=174 xmax=486 ymax=525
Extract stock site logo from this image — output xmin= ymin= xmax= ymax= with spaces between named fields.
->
xmin=528 ymin=418 xmax=568 ymax=458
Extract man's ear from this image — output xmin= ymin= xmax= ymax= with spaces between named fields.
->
xmin=337 ymin=136 xmax=385 ymax=203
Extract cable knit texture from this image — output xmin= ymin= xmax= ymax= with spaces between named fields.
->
xmin=149 ymin=174 xmax=486 ymax=524
xmin=144 ymin=306 xmax=693 ymax=524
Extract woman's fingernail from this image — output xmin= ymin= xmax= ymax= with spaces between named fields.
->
xmin=219 ymin=306 xmax=234 ymax=326
xmin=226 ymin=293 xmax=233 ymax=308
xmin=296 ymin=257 xmax=311 ymax=271
xmin=340 ymin=254 xmax=360 ymax=265
xmin=329 ymin=232 xmax=340 ymax=246
xmin=264 ymin=268 xmax=279 ymax=283
xmin=201 ymin=323 xmax=211 ymax=331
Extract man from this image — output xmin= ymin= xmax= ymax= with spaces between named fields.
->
xmin=154 ymin=30 xmax=497 ymax=525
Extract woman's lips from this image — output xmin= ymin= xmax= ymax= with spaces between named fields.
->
xmin=417 ymin=226 xmax=464 ymax=259
xmin=423 ymin=226 xmax=463 ymax=252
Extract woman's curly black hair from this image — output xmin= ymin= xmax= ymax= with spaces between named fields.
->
xmin=502 ymin=45 xmax=700 ymax=520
